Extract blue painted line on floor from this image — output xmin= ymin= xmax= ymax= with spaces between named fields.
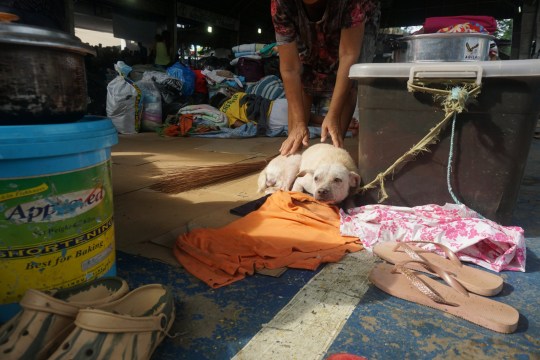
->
xmin=116 ymin=251 xmax=321 ymax=360
xmin=326 ymin=239 xmax=540 ymax=359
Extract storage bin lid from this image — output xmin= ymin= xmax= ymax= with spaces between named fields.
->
xmin=349 ymin=59 xmax=540 ymax=79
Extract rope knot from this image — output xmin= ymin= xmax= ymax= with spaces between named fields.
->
xmin=450 ymin=87 xmax=465 ymax=100
xmin=442 ymin=85 xmax=474 ymax=116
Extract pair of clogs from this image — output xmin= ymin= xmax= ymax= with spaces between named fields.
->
xmin=0 ymin=277 xmax=175 ymax=360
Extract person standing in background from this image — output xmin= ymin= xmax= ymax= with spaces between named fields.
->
xmin=152 ymin=33 xmax=171 ymax=69
xmin=271 ymin=0 xmax=379 ymax=155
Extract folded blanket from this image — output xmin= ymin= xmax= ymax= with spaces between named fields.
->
xmin=178 ymin=104 xmax=228 ymax=128
xmin=259 ymin=42 xmax=278 ymax=57
xmin=234 ymin=51 xmax=261 ymax=58
xmin=232 ymin=43 xmax=266 ymax=53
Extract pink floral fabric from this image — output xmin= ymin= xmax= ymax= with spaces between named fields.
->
xmin=340 ymin=203 xmax=526 ymax=272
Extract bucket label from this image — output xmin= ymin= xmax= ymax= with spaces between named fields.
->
xmin=0 ymin=161 xmax=115 ymax=304
xmin=5 ymin=186 xmax=105 ymax=224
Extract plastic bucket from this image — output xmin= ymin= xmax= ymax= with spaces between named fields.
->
xmin=0 ymin=117 xmax=118 ymax=322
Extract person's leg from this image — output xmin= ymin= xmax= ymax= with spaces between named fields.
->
xmin=339 ymin=83 xmax=358 ymax=138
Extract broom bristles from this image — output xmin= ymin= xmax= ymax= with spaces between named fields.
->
xmin=150 ymin=157 xmax=275 ymax=194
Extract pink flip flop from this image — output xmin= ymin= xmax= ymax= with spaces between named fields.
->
xmin=369 ymin=261 xmax=519 ymax=333
xmin=373 ymin=241 xmax=504 ymax=296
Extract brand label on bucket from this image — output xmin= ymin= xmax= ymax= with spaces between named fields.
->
xmin=0 ymin=161 xmax=115 ymax=304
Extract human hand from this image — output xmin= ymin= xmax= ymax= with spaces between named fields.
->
xmin=320 ymin=115 xmax=343 ymax=148
xmin=280 ymin=126 xmax=309 ymax=155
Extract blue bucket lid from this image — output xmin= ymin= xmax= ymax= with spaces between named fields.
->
xmin=0 ymin=117 xmax=118 ymax=161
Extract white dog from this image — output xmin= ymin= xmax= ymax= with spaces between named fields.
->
xmin=257 ymin=143 xmax=360 ymax=205
xmin=257 ymin=153 xmax=303 ymax=194
xmin=292 ymin=143 xmax=361 ymax=204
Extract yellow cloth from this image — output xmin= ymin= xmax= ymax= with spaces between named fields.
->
xmin=219 ymin=92 xmax=250 ymax=126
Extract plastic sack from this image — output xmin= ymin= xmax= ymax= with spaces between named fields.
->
xmin=115 ymin=61 xmax=133 ymax=77
xmin=167 ymin=62 xmax=196 ymax=96
xmin=136 ymin=77 xmax=162 ymax=131
xmin=143 ymin=71 xmax=183 ymax=104
xmin=106 ymin=62 xmax=142 ymax=134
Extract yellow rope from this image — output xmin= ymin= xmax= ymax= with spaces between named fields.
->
xmin=359 ymin=83 xmax=482 ymax=203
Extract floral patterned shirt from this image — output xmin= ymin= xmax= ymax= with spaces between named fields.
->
xmin=271 ymin=0 xmax=377 ymax=93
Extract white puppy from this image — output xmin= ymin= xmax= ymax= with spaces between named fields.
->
xmin=292 ymin=143 xmax=361 ymax=204
xmin=257 ymin=153 xmax=303 ymax=194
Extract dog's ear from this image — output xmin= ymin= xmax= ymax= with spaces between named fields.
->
xmin=296 ymin=170 xmax=307 ymax=178
xmin=257 ymin=168 xmax=268 ymax=193
xmin=348 ymin=171 xmax=361 ymax=189
xmin=296 ymin=169 xmax=313 ymax=178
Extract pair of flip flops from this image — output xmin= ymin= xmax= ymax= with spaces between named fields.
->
xmin=0 ymin=277 xmax=175 ymax=360
xmin=369 ymin=241 xmax=519 ymax=333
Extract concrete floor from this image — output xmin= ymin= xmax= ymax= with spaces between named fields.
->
xmin=109 ymin=130 xmax=540 ymax=359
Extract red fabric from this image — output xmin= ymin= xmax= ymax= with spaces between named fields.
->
xmin=174 ymin=191 xmax=362 ymax=288
xmin=327 ymin=354 xmax=368 ymax=360
xmin=179 ymin=114 xmax=194 ymax=136
xmin=193 ymin=69 xmax=208 ymax=94
xmin=423 ymin=16 xmax=497 ymax=34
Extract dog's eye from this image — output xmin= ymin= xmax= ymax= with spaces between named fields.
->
xmin=314 ymin=176 xmax=319 ymax=182
xmin=333 ymin=178 xmax=342 ymax=183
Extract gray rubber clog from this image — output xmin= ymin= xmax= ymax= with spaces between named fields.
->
xmin=0 ymin=277 xmax=129 ymax=360
xmin=47 ymin=284 xmax=176 ymax=360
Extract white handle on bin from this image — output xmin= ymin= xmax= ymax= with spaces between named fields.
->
xmin=409 ymin=64 xmax=483 ymax=85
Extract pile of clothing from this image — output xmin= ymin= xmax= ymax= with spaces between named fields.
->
xmin=230 ymin=42 xmax=280 ymax=83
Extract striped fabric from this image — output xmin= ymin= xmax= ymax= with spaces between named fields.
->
xmin=245 ymin=75 xmax=285 ymax=100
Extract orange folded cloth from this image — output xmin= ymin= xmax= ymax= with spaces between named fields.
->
xmin=174 ymin=191 xmax=362 ymax=288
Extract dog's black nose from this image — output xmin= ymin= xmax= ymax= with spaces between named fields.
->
xmin=318 ymin=189 xmax=329 ymax=195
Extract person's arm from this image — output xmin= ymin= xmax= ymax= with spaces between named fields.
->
xmin=278 ymin=41 xmax=310 ymax=155
xmin=320 ymin=22 xmax=365 ymax=147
